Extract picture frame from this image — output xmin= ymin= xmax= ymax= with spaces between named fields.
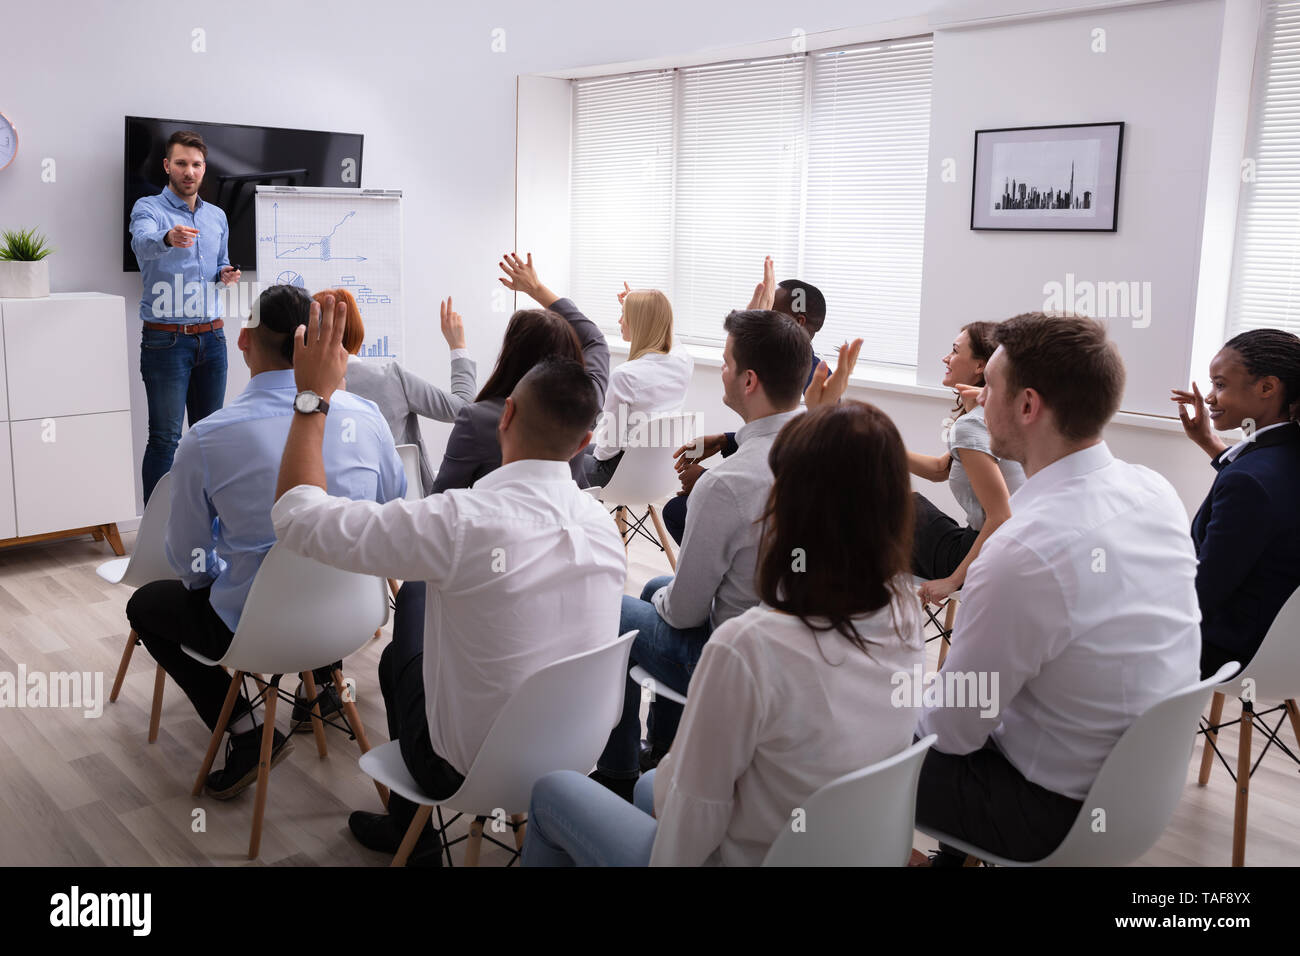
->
xmin=970 ymin=122 xmax=1124 ymax=232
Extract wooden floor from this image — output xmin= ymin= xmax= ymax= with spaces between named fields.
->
xmin=0 ymin=511 xmax=1295 ymax=867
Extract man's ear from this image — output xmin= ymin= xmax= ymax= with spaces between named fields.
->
xmin=573 ymin=430 xmax=592 ymax=457
xmin=237 ymin=328 xmax=250 ymax=352
xmin=499 ymin=396 xmax=516 ymax=436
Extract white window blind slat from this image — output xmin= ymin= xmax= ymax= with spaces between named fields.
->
xmin=1227 ymin=1 xmax=1300 ymax=337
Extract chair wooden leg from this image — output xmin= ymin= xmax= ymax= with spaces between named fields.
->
xmin=392 ymin=805 xmax=434 ymax=867
xmin=1232 ymin=701 xmax=1253 ymax=867
xmin=937 ymin=599 xmax=957 ymax=668
xmin=614 ymin=506 xmax=629 ymax=550
xmin=147 ymin=665 xmax=165 ymax=743
xmin=464 ymin=816 xmax=486 ymax=867
xmin=301 ymin=670 xmax=329 ymax=758
xmin=193 ymin=672 xmax=244 ymax=797
xmin=102 ymin=523 xmax=125 ymax=556
xmin=1198 ymin=691 xmax=1226 ymax=785
xmin=1285 ymin=699 xmax=1300 ymax=751
xmin=510 ymin=813 xmax=527 ymax=851
xmin=247 ymin=681 xmax=280 ymax=859
xmin=388 ymin=578 xmax=400 ymax=599
xmin=91 ymin=527 xmax=103 ymax=541
xmin=110 ymin=630 xmax=138 ymax=703
xmin=331 ymin=667 xmax=389 ymax=808
xmin=647 ymin=505 xmax=677 ymax=572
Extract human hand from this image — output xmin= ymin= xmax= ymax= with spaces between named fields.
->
xmin=498 ymin=251 xmax=557 ymax=306
xmin=617 ymin=281 xmax=631 ymax=306
xmin=219 ymin=266 xmax=240 ymax=285
xmin=673 ymin=433 xmax=726 ymax=467
xmin=677 ymin=461 xmax=706 ymax=495
xmin=917 ymin=577 xmax=959 ymax=605
xmin=1170 ymin=381 xmax=1226 ymax=458
xmin=166 ymin=225 xmax=199 ymax=248
xmin=805 ymin=338 xmax=863 ymax=408
xmin=292 ymin=294 xmax=349 ymax=401
xmin=440 ymin=297 xmax=466 ymax=350
xmin=747 ymin=256 xmax=776 ymax=310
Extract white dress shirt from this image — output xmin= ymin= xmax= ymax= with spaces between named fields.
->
xmin=1218 ymin=420 xmax=1292 ymax=465
xmin=650 ymin=594 xmax=925 ymax=866
xmin=592 ymin=348 xmax=694 ymax=460
xmin=271 ymin=458 xmax=627 ymax=774
xmin=918 ymin=442 xmax=1201 ymax=800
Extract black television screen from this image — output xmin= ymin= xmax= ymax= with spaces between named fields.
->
xmin=123 ymin=116 xmax=363 ymax=272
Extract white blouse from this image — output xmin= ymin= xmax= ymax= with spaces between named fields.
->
xmin=592 ymin=348 xmax=694 ymax=460
xmin=650 ymin=590 xmax=925 ymax=866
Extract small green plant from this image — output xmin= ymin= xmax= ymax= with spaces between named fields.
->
xmin=0 ymin=227 xmax=54 ymax=261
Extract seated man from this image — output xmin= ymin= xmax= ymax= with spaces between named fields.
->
xmin=662 ymin=259 xmax=828 ymax=544
xmin=126 ymin=284 xmax=405 ymax=799
xmin=590 ymin=308 xmax=813 ymax=800
xmin=271 ymin=299 xmax=627 ymax=866
xmin=916 ymin=312 xmax=1201 ymax=864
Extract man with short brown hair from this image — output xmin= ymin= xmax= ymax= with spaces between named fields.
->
xmin=916 ymin=312 xmax=1201 ymax=864
xmin=129 ymin=129 xmax=241 ymax=502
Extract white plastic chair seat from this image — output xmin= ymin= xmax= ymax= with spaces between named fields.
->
xmin=96 ymin=557 xmax=130 ymax=585
xmin=396 ymin=443 xmax=421 ymax=501
xmin=918 ymin=662 xmax=1240 ymax=866
xmin=629 ymin=664 xmax=687 ymax=706
xmin=763 ymin=734 xmax=936 ymax=866
xmin=359 ymin=740 xmax=431 ymax=807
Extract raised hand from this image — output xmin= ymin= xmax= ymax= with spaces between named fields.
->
xmin=498 ymin=252 xmax=558 ymax=307
xmin=952 ymin=382 xmax=983 ymax=407
xmin=617 ymin=281 xmax=632 ymax=306
xmin=804 ymin=338 xmax=863 ymax=408
xmin=292 ymin=294 xmax=349 ymax=401
xmin=747 ymin=256 xmax=777 ymax=310
xmin=440 ymin=297 xmax=466 ymax=350
xmin=1171 ymin=380 xmax=1227 ymax=458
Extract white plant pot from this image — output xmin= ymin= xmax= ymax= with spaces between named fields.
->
xmin=0 ymin=259 xmax=50 ymax=298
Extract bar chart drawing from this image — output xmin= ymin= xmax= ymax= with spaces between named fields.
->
xmin=256 ymin=186 xmax=404 ymax=364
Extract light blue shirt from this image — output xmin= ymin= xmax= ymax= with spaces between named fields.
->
xmin=129 ymin=186 xmax=231 ymax=322
xmin=165 ymin=369 xmax=407 ymax=631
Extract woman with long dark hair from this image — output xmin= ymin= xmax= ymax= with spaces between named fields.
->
xmin=520 ymin=401 xmax=925 ymax=866
xmin=909 ymin=321 xmax=1025 ymax=604
xmin=430 ymin=252 xmax=609 ymax=492
xmin=1171 ymin=327 xmax=1300 ymax=677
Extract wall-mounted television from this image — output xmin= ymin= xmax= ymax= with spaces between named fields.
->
xmin=123 ymin=116 xmax=363 ymax=272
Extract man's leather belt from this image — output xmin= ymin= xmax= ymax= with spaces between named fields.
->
xmin=142 ymin=319 xmax=225 ymax=334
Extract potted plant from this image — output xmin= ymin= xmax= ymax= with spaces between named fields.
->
xmin=0 ymin=227 xmax=53 ymax=298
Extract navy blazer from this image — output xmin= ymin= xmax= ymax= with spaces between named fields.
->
xmin=429 ymin=297 xmax=610 ymax=493
xmin=1191 ymin=420 xmax=1300 ymax=659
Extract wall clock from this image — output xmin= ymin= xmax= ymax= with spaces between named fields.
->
xmin=0 ymin=112 xmax=16 ymax=171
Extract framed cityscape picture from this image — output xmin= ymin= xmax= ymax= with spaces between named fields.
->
xmin=970 ymin=122 xmax=1124 ymax=231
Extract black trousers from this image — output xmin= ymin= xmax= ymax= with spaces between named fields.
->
xmin=382 ymin=582 xmax=466 ymax=825
xmin=581 ymin=448 xmax=623 ymax=489
xmin=911 ymin=492 xmax=979 ymax=581
xmin=126 ymin=580 xmax=248 ymax=731
xmin=916 ymin=739 xmax=1083 ymax=862
xmin=1199 ymin=640 xmax=1252 ymax=682
xmin=662 ymin=493 xmax=688 ymax=545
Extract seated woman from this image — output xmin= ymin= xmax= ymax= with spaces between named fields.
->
xmin=584 ymin=285 xmax=693 ymax=488
xmin=316 ymin=288 xmax=476 ymax=496
xmin=908 ymin=321 xmax=1025 ymax=605
xmin=430 ymin=252 xmax=609 ymax=492
xmin=521 ymin=401 xmax=925 ymax=866
xmin=1171 ymin=328 xmax=1300 ymax=679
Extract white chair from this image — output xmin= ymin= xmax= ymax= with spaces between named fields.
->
xmin=629 ymin=664 xmax=688 ymax=707
xmin=1197 ymin=583 xmax=1300 ymax=866
xmin=185 ymin=543 xmax=391 ymax=859
xmin=919 ymin=662 xmax=1240 ymax=866
xmin=592 ymin=413 xmax=697 ymax=571
xmin=763 ymin=734 xmax=936 ymax=867
xmin=395 ymin=443 xmax=421 ymax=501
xmin=99 ymin=471 xmax=177 ymax=741
xmin=359 ymin=630 xmax=638 ymax=866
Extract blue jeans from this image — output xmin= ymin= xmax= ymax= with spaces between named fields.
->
xmin=596 ymin=575 xmax=711 ymax=778
xmin=140 ymin=326 xmax=227 ymax=503
xmin=521 ymin=770 xmax=659 ymax=866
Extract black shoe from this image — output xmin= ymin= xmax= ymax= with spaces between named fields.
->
xmin=348 ymin=810 xmax=443 ymax=866
xmin=928 ymin=849 xmax=969 ymax=868
xmin=588 ymin=769 xmax=638 ymax=802
xmin=638 ymin=739 xmax=668 ymax=773
xmin=291 ymin=681 xmax=344 ymax=733
xmin=205 ymin=727 xmax=294 ymax=800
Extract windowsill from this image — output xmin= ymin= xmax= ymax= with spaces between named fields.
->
xmin=607 ymin=335 xmax=1192 ymax=435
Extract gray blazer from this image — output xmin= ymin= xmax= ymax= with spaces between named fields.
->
xmin=344 ymin=354 xmax=477 ymax=495
xmin=430 ymin=297 xmax=609 ymax=493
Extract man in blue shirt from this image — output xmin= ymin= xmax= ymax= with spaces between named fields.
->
xmin=129 ymin=130 xmax=241 ymax=504
xmin=125 ymin=284 xmax=406 ymax=799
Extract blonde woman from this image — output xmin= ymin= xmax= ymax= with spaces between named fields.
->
xmin=584 ymin=284 xmax=694 ymax=487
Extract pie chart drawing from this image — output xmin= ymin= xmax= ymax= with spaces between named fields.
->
xmin=275 ymin=271 xmax=306 ymax=288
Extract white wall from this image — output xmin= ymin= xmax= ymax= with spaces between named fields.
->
xmin=0 ymin=0 xmax=1241 ymax=524
xmin=918 ymin=0 xmax=1226 ymax=416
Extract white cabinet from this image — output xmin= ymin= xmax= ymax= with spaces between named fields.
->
xmin=0 ymin=293 xmax=135 ymax=550
xmin=0 ymin=423 xmax=14 ymax=540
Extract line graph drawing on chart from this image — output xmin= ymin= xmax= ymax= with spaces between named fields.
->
xmin=260 ymin=202 xmax=368 ymax=262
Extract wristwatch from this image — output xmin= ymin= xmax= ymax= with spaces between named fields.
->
xmin=294 ymin=390 xmax=330 ymax=416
